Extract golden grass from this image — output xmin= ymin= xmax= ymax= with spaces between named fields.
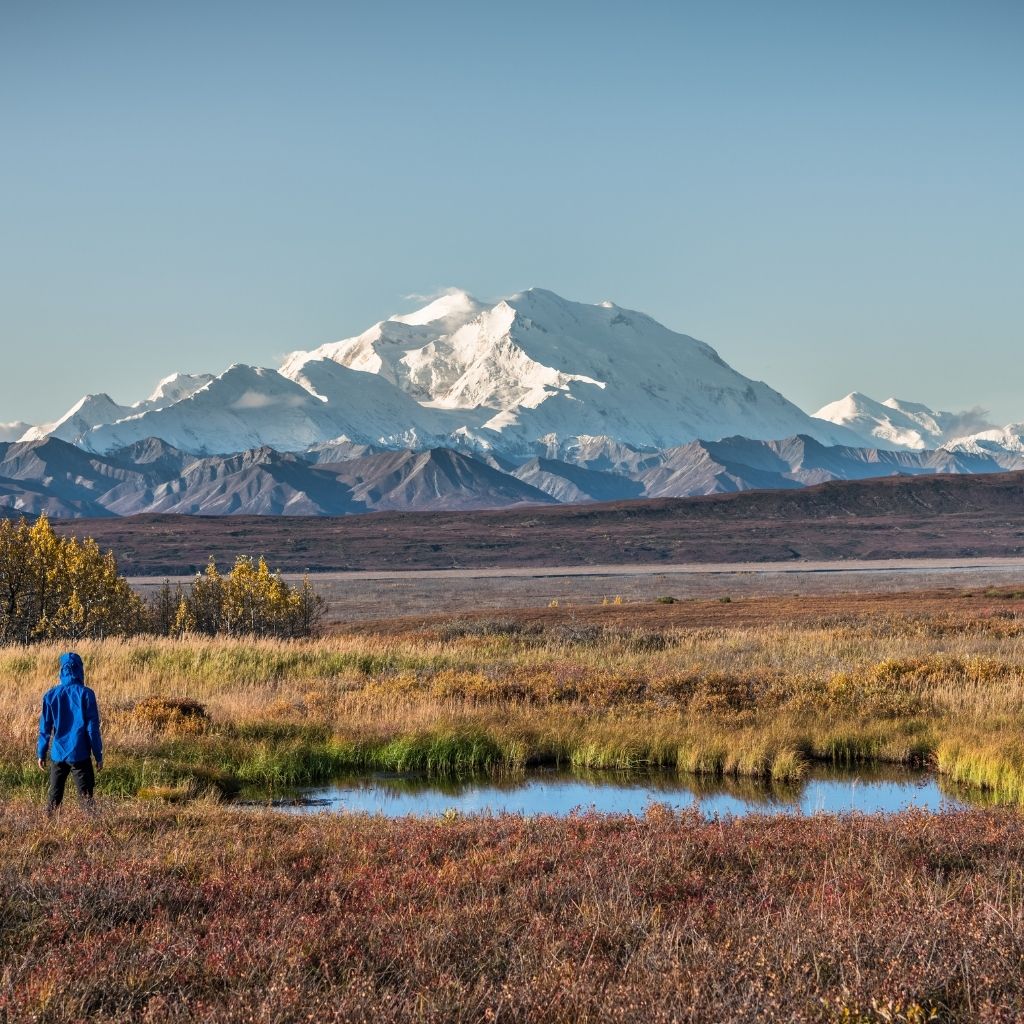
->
xmin=2 ymin=601 xmax=1024 ymax=801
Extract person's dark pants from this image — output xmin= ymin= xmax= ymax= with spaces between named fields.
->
xmin=47 ymin=759 xmax=95 ymax=815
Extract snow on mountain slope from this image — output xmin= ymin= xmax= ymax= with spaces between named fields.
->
xmin=284 ymin=288 xmax=867 ymax=452
xmin=280 ymin=290 xmax=488 ymax=400
xmin=136 ymin=373 xmax=216 ymax=413
xmin=26 ymin=288 xmax=879 ymax=457
xmin=22 ymin=394 xmax=134 ymax=445
xmin=25 ymin=373 xmax=216 ymax=446
xmin=286 ymin=358 xmax=449 ymax=448
xmin=813 ymin=393 xmax=995 ymax=451
xmin=49 ymin=289 xmax=1024 ymax=462
xmin=0 ymin=422 xmax=31 ymax=442
xmin=78 ymin=360 xmax=459 ymax=455
xmin=943 ymin=424 xmax=1024 ymax=456
xmin=80 ymin=365 xmax=342 ymax=454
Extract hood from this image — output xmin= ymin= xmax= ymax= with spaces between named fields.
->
xmin=59 ymin=652 xmax=85 ymax=686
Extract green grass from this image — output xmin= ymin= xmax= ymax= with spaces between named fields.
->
xmin=3 ymin=611 xmax=1024 ymax=804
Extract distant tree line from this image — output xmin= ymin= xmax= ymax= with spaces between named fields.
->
xmin=146 ymin=557 xmax=325 ymax=639
xmin=0 ymin=515 xmax=324 ymax=644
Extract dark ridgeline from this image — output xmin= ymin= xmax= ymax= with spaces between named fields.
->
xmin=48 ymin=468 xmax=1024 ymax=576
xmin=1 ymin=432 xmax=1023 ymax=521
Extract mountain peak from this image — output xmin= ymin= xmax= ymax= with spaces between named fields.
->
xmin=142 ymin=372 xmax=215 ymax=408
xmin=21 ymin=392 xmax=130 ymax=444
xmin=112 ymin=436 xmax=187 ymax=461
xmin=942 ymin=423 xmax=1024 ymax=456
xmin=69 ymin=393 xmax=122 ymax=415
xmin=814 ymin=391 xmax=980 ymax=451
xmin=23 ymin=287 xmax=883 ymax=457
xmin=390 ymin=289 xmax=484 ymax=328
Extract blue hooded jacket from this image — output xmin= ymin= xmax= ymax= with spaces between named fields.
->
xmin=37 ymin=653 xmax=103 ymax=764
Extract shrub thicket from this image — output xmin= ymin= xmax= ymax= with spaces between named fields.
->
xmin=155 ymin=556 xmax=325 ymax=639
xmin=0 ymin=515 xmax=324 ymax=643
xmin=0 ymin=515 xmax=145 ymax=643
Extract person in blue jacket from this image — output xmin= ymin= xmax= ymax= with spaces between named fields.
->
xmin=37 ymin=652 xmax=104 ymax=815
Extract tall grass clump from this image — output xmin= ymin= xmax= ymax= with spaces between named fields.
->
xmin=3 ymin=593 xmax=1024 ymax=802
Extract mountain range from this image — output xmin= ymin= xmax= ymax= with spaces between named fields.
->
xmin=2 ymin=431 xmax=1023 ymax=520
xmin=50 ymin=468 xmax=1024 ymax=575
xmin=3 ymin=288 xmax=1021 ymax=517
xmin=811 ymin=392 xmax=1003 ymax=450
xmin=6 ymin=289 xmax=874 ymax=457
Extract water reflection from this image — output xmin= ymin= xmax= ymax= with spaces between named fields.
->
xmin=252 ymin=765 xmax=986 ymax=819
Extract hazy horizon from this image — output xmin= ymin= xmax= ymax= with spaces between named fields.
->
xmin=3 ymin=1 xmax=1021 ymax=426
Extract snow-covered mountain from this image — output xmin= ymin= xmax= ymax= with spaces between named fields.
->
xmin=140 ymin=373 xmax=216 ymax=412
xmin=81 ymin=362 xmax=447 ymax=455
xmin=943 ymin=424 xmax=1024 ymax=456
xmin=22 ymin=289 xmax=1021 ymax=466
xmin=22 ymin=373 xmax=216 ymax=446
xmin=285 ymin=358 xmax=448 ymax=449
xmin=22 ymin=394 xmax=133 ymax=445
xmin=812 ymin=393 xmax=989 ymax=451
xmin=4 ymin=433 xmax=1023 ymax=520
xmin=22 ymin=287 xmax=877 ymax=457
xmin=283 ymin=288 xmax=865 ymax=454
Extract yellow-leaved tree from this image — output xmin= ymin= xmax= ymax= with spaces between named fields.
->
xmin=164 ymin=556 xmax=324 ymax=639
xmin=0 ymin=514 xmax=146 ymax=643
xmin=0 ymin=514 xmax=325 ymax=644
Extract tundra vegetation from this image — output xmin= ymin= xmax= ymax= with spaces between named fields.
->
xmin=2 ymin=800 xmax=1024 ymax=1021
xmin=1 ymin=589 xmax=1023 ymax=804
xmin=3 ymin=536 xmax=1024 ymax=1018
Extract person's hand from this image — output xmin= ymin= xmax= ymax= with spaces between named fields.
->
xmin=95 ymin=760 xmax=103 ymax=771
xmin=37 ymin=758 xmax=46 ymax=772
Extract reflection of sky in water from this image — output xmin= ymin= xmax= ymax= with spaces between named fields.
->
xmin=283 ymin=772 xmax=968 ymax=819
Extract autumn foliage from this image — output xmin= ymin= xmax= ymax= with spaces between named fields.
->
xmin=0 ymin=515 xmax=144 ymax=643
xmin=147 ymin=556 xmax=324 ymax=639
xmin=0 ymin=515 xmax=324 ymax=643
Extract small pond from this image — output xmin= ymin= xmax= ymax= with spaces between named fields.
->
xmin=248 ymin=766 xmax=993 ymax=818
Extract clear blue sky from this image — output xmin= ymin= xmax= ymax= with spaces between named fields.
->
xmin=2 ymin=0 xmax=1021 ymax=426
